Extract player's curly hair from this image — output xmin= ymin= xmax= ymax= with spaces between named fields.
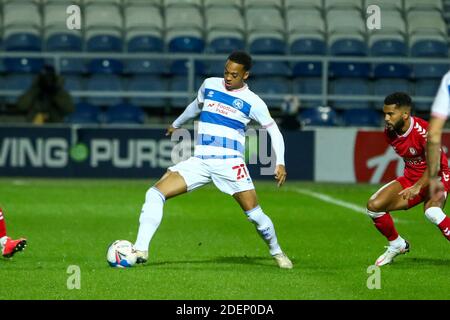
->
xmin=384 ymin=92 xmax=413 ymax=109
xmin=228 ymin=51 xmax=253 ymax=71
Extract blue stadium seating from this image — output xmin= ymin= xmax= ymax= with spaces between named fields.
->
xmin=170 ymin=60 xmax=206 ymax=76
xmin=373 ymin=63 xmax=411 ymax=78
xmin=65 ymin=102 xmax=101 ymax=124
xmin=86 ymin=35 xmax=123 ymax=52
xmin=88 ymin=58 xmax=124 ymax=74
xmin=300 ymin=106 xmax=339 ymax=126
xmin=4 ymin=58 xmax=44 ymax=73
xmin=205 ymin=60 xmax=226 ymax=76
xmin=3 ymin=74 xmax=34 ymax=104
xmin=414 ymin=79 xmax=441 ymax=111
xmin=86 ymin=74 xmax=124 ymax=106
xmin=249 ymin=38 xmax=286 ymax=55
xmin=330 ymin=39 xmax=368 ymax=56
xmin=127 ymin=75 xmax=169 ymax=108
xmin=292 ymin=62 xmax=322 ymax=77
xmin=46 ymin=33 xmax=82 ymax=52
xmin=341 ymin=108 xmax=381 ymax=127
xmin=330 ymin=78 xmax=371 ymax=109
xmin=169 ymin=75 xmax=203 ymax=108
xmin=290 ymin=38 xmax=327 ymax=55
xmin=292 ymin=77 xmax=322 ymax=108
xmin=411 ymin=39 xmax=448 ymax=57
xmin=207 ymin=37 xmax=245 ymax=53
xmin=103 ymin=103 xmax=146 ymax=124
xmin=124 ymin=59 xmax=167 ymax=75
xmin=4 ymin=33 xmax=42 ymax=51
xmin=373 ymin=79 xmax=411 ymax=105
xmin=413 ymin=64 xmax=449 ymax=79
xmin=329 ymin=62 xmax=371 ymax=78
xmin=168 ymin=36 xmax=205 ymax=53
xmin=63 ymin=75 xmax=84 ymax=104
xmin=370 ymin=39 xmax=408 ymax=56
xmin=250 ymin=77 xmax=291 ymax=107
xmin=59 ymin=58 xmax=87 ymax=75
xmin=127 ymin=35 xmax=164 ymax=52
xmin=251 ymin=61 xmax=291 ymax=77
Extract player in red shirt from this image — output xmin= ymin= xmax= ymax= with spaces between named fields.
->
xmin=366 ymin=93 xmax=450 ymax=266
xmin=0 ymin=207 xmax=27 ymax=258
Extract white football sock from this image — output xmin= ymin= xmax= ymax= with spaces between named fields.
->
xmin=246 ymin=206 xmax=282 ymax=256
xmin=389 ymin=235 xmax=406 ymax=249
xmin=424 ymin=207 xmax=446 ymax=225
xmin=0 ymin=236 xmax=7 ymax=247
xmin=134 ymin=187 xmax=165 ymax=252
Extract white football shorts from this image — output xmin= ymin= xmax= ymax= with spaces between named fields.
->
xmin=168 ymin=156 xmax=255 ymax=195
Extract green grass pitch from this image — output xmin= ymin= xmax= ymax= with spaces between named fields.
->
xmin=0 ymin=178 xmax=448 ymax=300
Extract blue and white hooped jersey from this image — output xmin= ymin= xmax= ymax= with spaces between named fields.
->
xmin=195 ymin=77 xmax=274 ymax=160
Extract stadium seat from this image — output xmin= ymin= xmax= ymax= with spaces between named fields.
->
xmin=124 ymin=0 xmax=161 ymax=5
xmin=169 ymin=76 xmax=203 ymax=108
xmin=103 ymin=103 xmax=146 ymax=125
xmin=204 ymin=0 xmax=242 ymax=8
xmin=410 ymin=35 xmax=448 ymax=57
xmin=250 ymin=77 xmax=291 ymax=108
xmin=364 ymin=0 xmax=402 ymax=11
xmin=4 ymin=32 xmax=42 ymax=52
xmin=88 ymin=59 xmax=123 ymax=75
xmin=330 ymin=78 xmax=371 ymax=109
xmin=59 ymin=58 xmax=87 ymax=75
xmin=124 ymin=59 xmax=167 ymax=75
xmin=329 ymin=62 xmax=371 ymax=78
xmin=84 ymin=0 xmax=122 ymax=5
xmin=86 ymin=75 xmax=124 ymax=106
xmin=127 ymin=75 xmax=169 ymax=108
xmin=65 ymin=102 xmax=101 ymax=124
xmin=324 ymin=0 xmax=363 ymax=11
xmin=3 ymin=3 xmax=41 ymax=32
xmin=244 ymin=0 xmax=283 ymax=9
xmin=205 ymin=59 xmax=226 ymax=76
xmin=413 ymin=64 xmax=449 ymax=79
xmin=44 ymin=4 xmax=83 ymax=51
xmin=85 ymin=5 xmax=123 ymax=52
xmin=205 ymin=7 xmax=245 ymax=34
xmin=292 ymin=62 xmax=322 ymax=77
xmin=166 ymin=7 xmax=204 ymax=53
xmin=285 ymin=0 xmax=322 ymax=10
xmin=405 ymin=0 xmax=443 ymax=12
xmin=408 ymin=11 xmax=447 ymax=36
xmin=63 ymin=75 xmax=84 ymax=104
xmin=292 ymin=77 xmax=322 ymax=108
xmin=251 ymin=61 xmax=291 ymax=77
xmin=373 ymin=79 xmax=411 ymax=105
xmin=414 ymin=79 xmax=441 ymax=111
xmin=341 ymin=108 xmax=381 ymax=127
xmin=246 ymin=8 xmax=286 ymax=54
xmin=300 ymin=106 xmax=339 ymax=127
xmin=369 ymin=34 xmax=407 ymax=56
xmin=124 ymin=4 xmax=164 ymax=52
xmin=164 ymin=0 xmax=202 ymax=8
xmin=170 ymin=60 xmax=206 ymax=76
xmin=206 ymin=32 xmax=246 ymax=53
xmin=287 ymin=9 xmax=327 ymax=55
xmin=3 ymin=58 xmax=44 ymax=74
xmin=3 ymin=74 xmax=34 ymax=104
xmin=373 ymin=63 xmax=411 ymax=78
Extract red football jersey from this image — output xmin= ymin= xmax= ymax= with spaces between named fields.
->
xmin=384 ymin=116 xmax=449 ymax=182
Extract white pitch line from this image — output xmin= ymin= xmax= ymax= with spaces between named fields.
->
xmin=291 ymin=188 xmax=411 ymax=224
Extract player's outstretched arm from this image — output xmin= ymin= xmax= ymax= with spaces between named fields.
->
xmin=168 ymin=100 xmax=203 ymax=136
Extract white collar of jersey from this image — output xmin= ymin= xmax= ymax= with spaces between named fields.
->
xmin=222 ymin=80 xmax=248 ymax=92
xmin=398 ymin=116 xmax=414 ymax=138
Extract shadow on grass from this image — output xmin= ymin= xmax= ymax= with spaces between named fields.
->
xmin=145 ymin=255 xmax=296 ymax=269
xmin=402 ymin=257 xmax=450 ymax=266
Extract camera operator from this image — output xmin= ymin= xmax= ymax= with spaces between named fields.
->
xmin=17 ymin=65 xmax=74 ymax=124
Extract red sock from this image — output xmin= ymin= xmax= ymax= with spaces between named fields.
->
xmin=0 ymin=207 xmax=6 ymax=239
xmin=373 ymin=213 xmax=399 ymax=241
xmin=437 ymin=216 xmax=450 ymax=241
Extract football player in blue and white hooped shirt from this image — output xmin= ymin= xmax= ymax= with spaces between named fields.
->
xmin=133 ymin=52 xmax=293 ymax=269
